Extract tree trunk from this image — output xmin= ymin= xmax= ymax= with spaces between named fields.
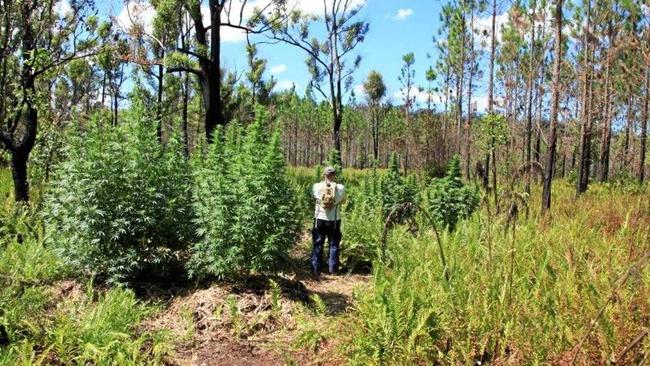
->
xmin=525 ymin=0 xmax=537 ymax=197
xmin=180 ymin=13 xmax=190 ymax=156
xmin=186 ymin=0 xmax=224 ymax=143
xmin=182 ymin=73 xmax=189 ymax=155
xmin=10 ymin=150 xmax=29 ymax=202
xmin=484 ymin=0 xmax=497 ymax=201
xmin=640 ymin=66 xmax=649 ymax=184
xmin=597 ymin=25 xmax=614 ymax=182
xmin=576 ymin=0 xmax=593 ymax=195
xmin=333 ymin=108 xmax=342 ymax=154
xmin=157 ymin=60 xmax=164 ymax=143
xmin=623 ymin=96 xmax=632 ymax=168
xmin=541 ymin=0 xmax=563 ymax=212
xmin=464 ymin=3 xmax=475 ymax=179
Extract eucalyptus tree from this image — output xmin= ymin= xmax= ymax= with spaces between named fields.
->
xmin=363 ymin=70 xmax=386 ymax=162
xmin=0 ymin=0 xmax=104 ymax=202
xmin=541 ymin=0 xmax=563 ymax=212
xmin=256 ymin=0 xmax=370 ymax=154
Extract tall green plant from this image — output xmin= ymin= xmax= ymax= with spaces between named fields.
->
xmin=427 ymin=156 xmax=480 ymax=231
xmin=44 ymin=104 xmax=194 ymax=283
xmin=188 ymin=107 xmax=301 ymax=279
xmin=380 ymin=153 xmax=418 ymax=221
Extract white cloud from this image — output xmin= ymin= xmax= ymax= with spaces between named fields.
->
xmin=393 ymin=87 xmax=445 ymax=107
xmin=54 ymin=0 xmax=72 ymax=17
xmin=116 ymin=2 xmax=156 ymax=34
xmin=291 ymin=0 xmax=367 ymax=17
xmin=116 ymin=0 xmax=367 ymax=43
xmin=473 ymin=12 xmax=509 ymax=50
xmin=270 ymin=64 xmax=287 ymax=75
xmin=354 ymin=84 xmax=365 ymax=97
xmin=388 ymin=8 xmax=414 ymax=21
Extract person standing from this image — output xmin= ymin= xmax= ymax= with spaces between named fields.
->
xmin=311 ymin=166 xmax=346 ymax=279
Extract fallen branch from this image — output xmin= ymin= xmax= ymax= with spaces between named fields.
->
xmin=615 ymin=328 xmax=648 ymax=364
xmin=570 ymin=251 xmax=650 ymax=365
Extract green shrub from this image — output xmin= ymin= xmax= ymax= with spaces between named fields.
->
xmin=43 ymin=104 xmax=194 ymax=283
xmin=188 ymin=107 xmax=301 ymax=279
xmin=380 ymin=153 xmax=418 ymax=222
xmin=426 ymin=156 xmax=480 ymax=231
xmin=338 ymin=168 xmax=387 ymax=271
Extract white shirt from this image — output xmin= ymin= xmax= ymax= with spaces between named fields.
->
xmin=313 ymin=180 xmax=346 ymax=221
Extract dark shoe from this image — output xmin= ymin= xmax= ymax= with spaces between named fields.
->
xmin=312 ymin=271 xmax=321 ymax=281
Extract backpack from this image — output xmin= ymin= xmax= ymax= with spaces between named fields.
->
xmin=320 ymin=182 xmax=337 ymax=209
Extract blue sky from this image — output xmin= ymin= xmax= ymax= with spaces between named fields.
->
xmin=231 ymin=1 xmax=448 ymax=104
xmin=98 ymin=0 xmax=504 ymax=111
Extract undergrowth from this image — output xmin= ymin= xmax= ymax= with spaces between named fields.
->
xmin=0 ymin=211 xmax=171 ymax=365
xmin=347 ymin=182 xmax=650 ymax=365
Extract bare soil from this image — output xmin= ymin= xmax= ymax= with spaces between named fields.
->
xmin=140 ymin=236 xmax=370 ymax=366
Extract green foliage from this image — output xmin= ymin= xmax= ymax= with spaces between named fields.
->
xmin=349 ymin=184 xmax=650 ymax=364
xmin=44 ymin=104 xmax=194 ymax=283
xmin=188 ymin=107 xmax=301 ymax=280
xmin=326 ymin=149 xmax=343 ymax=178
xmin=426 ymin=156 xmax=480 ymax=231
xmin=363 ymin=71 xmax=386 ymax=103
xmin=0 ymin=211 xmax=170 ymax=365
xmin=380 ymin=153 xmax=418 ymax=222
xmin=338 ymin=169 xmax=383 ymax=270
xmin=1 ymin=283 xmax=171 ymax=365
xmin=349 ymin=231 xmax=440 ymax=365
xmin=475 ymin=113 xmax=509 ymax=154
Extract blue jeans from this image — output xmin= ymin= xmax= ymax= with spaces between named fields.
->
xmin=311 ymin=219 xmax=342 ymax=274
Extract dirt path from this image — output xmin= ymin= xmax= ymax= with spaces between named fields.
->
xmin=142 ymin=237 xmax=370 ymax=366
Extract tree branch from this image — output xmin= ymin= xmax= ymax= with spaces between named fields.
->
xmin=167 ymin=66 xmax=203 ymax=77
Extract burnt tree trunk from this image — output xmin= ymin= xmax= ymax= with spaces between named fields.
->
xmin=576 ymin=0 xmax=593 ymax=195
xmin=640 ymin=66 xmax=649 ymax=184
xmin=525 ymin=0 xmax=537 ymax=197
xmin=541 ymin=0 xmax=563 ymax=212
xmin=597 ymin=24 xmax=614 ymax=182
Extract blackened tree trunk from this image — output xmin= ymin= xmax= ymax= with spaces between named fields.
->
xmin=597 ymin=24 xmax=614 ymax=183
xmin=541 ymin=0 xmax=563 ymax=212
xmin=525 ymin=0 xmax=537 ymax=197
xmin=576 ymin=0 xmax=593 ymax=195
xmin=10 ymin=150 xmax=30 ymax=202
xmin=171 ymin=0 xmax=226 ymax=142
xmin=640 ymin=66 xmax=649 ymax=184
xmin=156 ymin=62 xmax=164 ymax=142
xmin=623 ymin=96 xmax=632 ymax=168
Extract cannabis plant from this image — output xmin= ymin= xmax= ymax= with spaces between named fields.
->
xmin=188 ymin=107 xmax=301 ymax=279
xmin=427 ymin=156 xmax=480 ymax=231
xmin=44 ymin=104 xmax=194 ymax=283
